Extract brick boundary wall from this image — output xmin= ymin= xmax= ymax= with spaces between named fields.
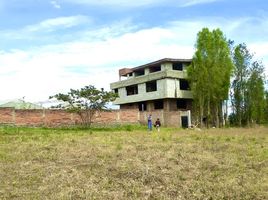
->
xmin=139 ymin=110 xmax=183 ymax=127
xmin=0 ymin=108 xmax=140 ymax=127
xmin=0 ymin=108 xmax=184 ymax=127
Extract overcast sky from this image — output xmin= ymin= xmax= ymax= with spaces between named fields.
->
xmin=0 ymin=0 xmax=268 ymax=105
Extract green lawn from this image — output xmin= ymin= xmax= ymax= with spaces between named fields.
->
xmin=0 ymin=126 xmax=267 ymax=199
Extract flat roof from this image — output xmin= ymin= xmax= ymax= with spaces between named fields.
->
xmin=119 ymin=58 xmax=192 ymax=76
xmin=133 ymin=58 xmax=192 ymax=71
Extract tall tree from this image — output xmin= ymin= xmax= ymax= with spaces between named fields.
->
xmin=264 ymin=91 xmax=268 ymax=123
xmin=188 ymin=28 xmax=233 ymax=128
xmin=230 ymin=43 xmax=266 ymax=126
xmin=245 ymin=61 xmax=265 ymax=124
xmin=50 ymin=85 xmax=117 ymax=127
xmin=231 ymin=44 xmax=252 ymax=126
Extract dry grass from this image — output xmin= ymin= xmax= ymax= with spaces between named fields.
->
xmin=0 ymin=126 xmax=267 ymax=199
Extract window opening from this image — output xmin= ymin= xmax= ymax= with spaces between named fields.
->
xmin=149 ymin=65 xmax=161 ymax=73
xmin=177 ymin=99 xmax=187 ymax=109
xmin=138 ymin=102 xmax=147 ymax=111
xmin=126 ymin=85 xmax=138 ymax=96
xmin=135 ymin=70 xmax=144 ymax=77
xmin=154 ymin=100 xmax=163 ymax=109
xmin=180 ymin=79 xmax=190 ymax=90
xmin=146 ymin=80 xmax=157 ymax=92
xmin=173 ymin=63 xmax=183 ymax=71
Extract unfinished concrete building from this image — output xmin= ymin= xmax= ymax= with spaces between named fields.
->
xmin=110 ymin=58 xmax=193 ymax=127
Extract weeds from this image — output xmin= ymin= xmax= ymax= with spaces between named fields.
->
xmin=0 ymin=126 xmax=267 ymax=199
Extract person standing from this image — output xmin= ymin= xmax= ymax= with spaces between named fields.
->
xmin=147 ymin=114 xmax=152 ymax=131
xmin=155 ymin=118 xmax=161 ymax=132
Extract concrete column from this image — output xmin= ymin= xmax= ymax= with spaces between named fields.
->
xmin=164 ymin=99 xmax=169 ymax=111
xmin=12 ymin=108 xmax=16 ymax=125
xmin=144 ymin=68 xmax=150 ymax=75
xmin=117 ymin=111 xmax=120 ymax=122
xmin=42 ymin=109 xmax=46 ymax=126
xmin=161 ymin=110 xmax=165 ymax=125
xmin=137 ymin=110 xmax=140 ymax=121
xmin=187 ymin=110 xmax=191 ymax=127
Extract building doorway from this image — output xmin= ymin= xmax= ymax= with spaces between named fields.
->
xmin=181 ymin=116 xmax=188 ymax=128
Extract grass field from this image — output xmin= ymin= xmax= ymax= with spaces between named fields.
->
xmin=0 ymin=125 xmax=267 ymax=199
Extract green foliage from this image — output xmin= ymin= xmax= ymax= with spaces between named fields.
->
xmin=231 ymin=44 xmax=252 ymax=126
xmin=230 ymin=44 xmax=266 ymax=126
xmin=265 ymin=91 xmax=268 ymax=122
xmin=246 ymin=61 xmax=265 ymax=124
xmin=188 ymin=28 xmax=233 ymax=128
xmin=189 ymin=29 xmax=267 ymax=128
xmin=50 ymin=85 xmax=117 ymax=127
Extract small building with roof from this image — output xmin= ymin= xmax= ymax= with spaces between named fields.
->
xmin=0 ymin=99 xmax=43 ymax=109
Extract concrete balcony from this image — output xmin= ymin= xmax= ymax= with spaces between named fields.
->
xmin=110 ymin=70 xmax=188 ymax=89
xmin=113 ymin=88 xmax=193 ymax=105
xmin=113 ymin=90 xmax=166 ymax=104
xmin=177 ymin=90 xmax=193 ymax=99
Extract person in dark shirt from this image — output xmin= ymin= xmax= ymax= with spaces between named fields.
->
xmin=155 ymin=118 xmax=161 ymax=132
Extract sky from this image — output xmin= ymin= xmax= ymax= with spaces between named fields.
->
xmin=0 ymin=0 xmax=268 ymax=106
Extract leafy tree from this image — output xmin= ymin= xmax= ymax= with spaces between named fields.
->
xmin=50 ymin=85 xmax=117 ymax=127
xmin=245 ymin=61 xmax=265 ymax=124
xmin=230 ymin=44 xmax=266 ymax=126
xmin=264 ymin=91 xmax=268 ymax=123
xmin=230 ymin=43 xmax=252 ymax=126
xmin=188 ymin=28 xmax=233 ymax=128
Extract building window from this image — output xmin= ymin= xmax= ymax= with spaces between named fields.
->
xmin=135 ymin=70 xmax=144 ymax=77
xmin=146 ymin=80 xmax=157 ymax=92
xmin=126 ymin=85 xmax=138 ymax=96
xmin=180 ymin=79 xmax=190 ymax=90
xmin=138 ymin=102 xmax=147 ymax=111
xmin=173 ymin=63 xmax=183 ymax=71
xmin=114 ymin=88 xmax=118 ymax=94
xmin=149 ymin=65 xmax=161 ymax=73
xmin=154 ymin=100 xmax=163 ymax=109
xmin=177 ymin=99 xmax=187 ymax=109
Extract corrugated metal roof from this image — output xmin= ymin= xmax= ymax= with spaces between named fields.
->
xmin=0 ymin=99 xmax=43 ymax=109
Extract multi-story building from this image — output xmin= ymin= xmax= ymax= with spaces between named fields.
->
xmin=110 ymin=58 xmax=193 ymax=127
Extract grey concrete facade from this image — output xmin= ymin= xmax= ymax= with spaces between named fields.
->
xmin=110 ymin=58 xmax=193 ymax=127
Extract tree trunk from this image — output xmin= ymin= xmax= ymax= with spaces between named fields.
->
xmin=215 ymin=103 xmax=220 ymax=128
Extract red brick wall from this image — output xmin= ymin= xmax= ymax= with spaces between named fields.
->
xmin=119 ymin=110 xmax=140 ymax=123
xmin=0 ymin=108 xmax=185 ymax=127
xmin=139 ymin=110 xmax=182 ymax=127
xmin=15 ymin=110 xmax=44 ymax=126
xmin=0 ymin=108 xmax=14 ymax=124
xmin=0 ymin=108 xmax=139 ymax=127
xmin=45 ymin=110 xmax=74 ymax=126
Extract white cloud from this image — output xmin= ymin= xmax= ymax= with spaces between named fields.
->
xmin=0 ymin=15 xmax=92 ymax=43
xmin=0 ymin=22 xmax=195 ymax=103
xmin=1 ymin=16 xmax=268 ymax=103
xmin=50 ymin=0 xmax=61 ymax=9
xmin=181 ymin=0 xmax=221 ymax=7
xmin=248 ymin=42 xmax=268 ymax=58
xmin=24 ymin=15 xmax=90 ymax=32
xmin=0 ymin=15 xmax=92 ymax=42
